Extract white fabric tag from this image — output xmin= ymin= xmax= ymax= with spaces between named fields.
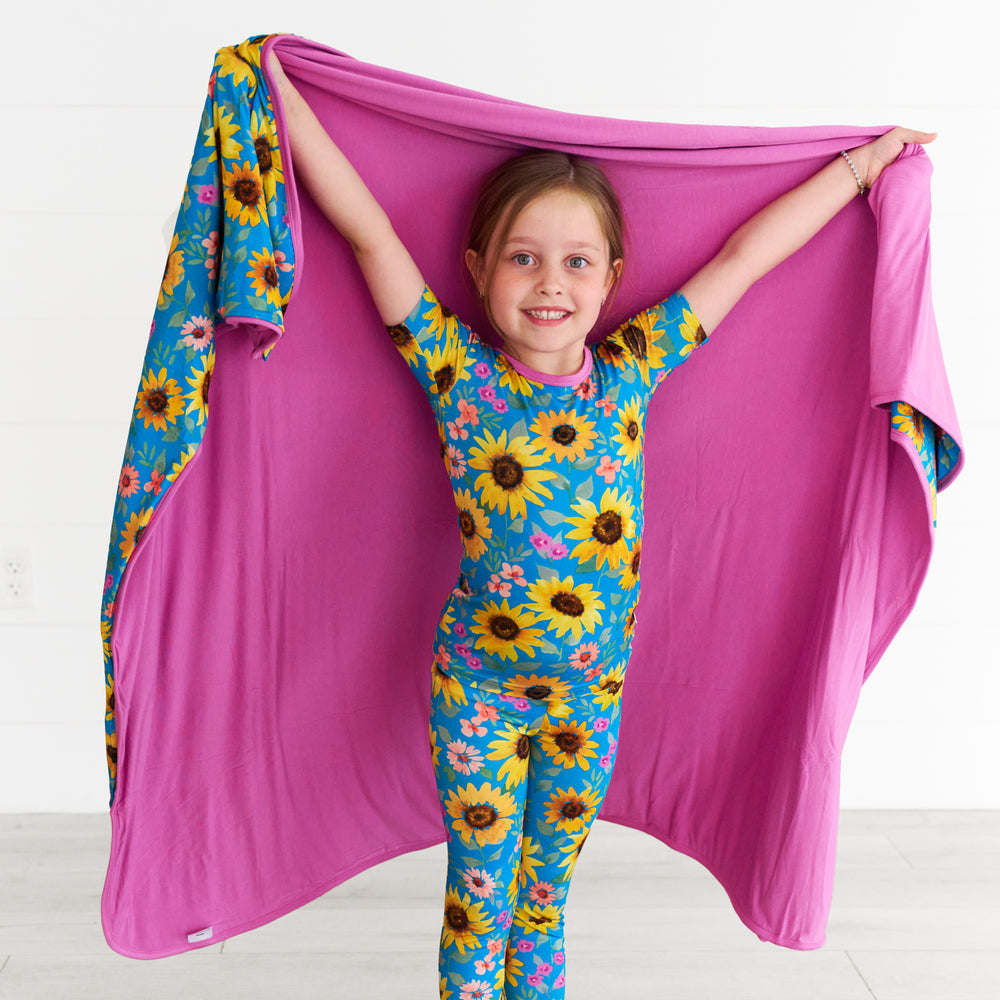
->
xmin=187 ymin=926 xmax=213 ymax=943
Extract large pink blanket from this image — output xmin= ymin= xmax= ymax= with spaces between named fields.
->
xmin=100 ymin=32 xmax=963 ymax=958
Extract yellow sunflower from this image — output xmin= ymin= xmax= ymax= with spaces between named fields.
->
xmin=101 ymin=620 xmax=113 ymax=667
xmin=222 ymin=160 xmax=266 ymax=228
xmin=529 ymin=409 xmax=598 ymax=463
xmin=486 ymin=725 xmax=532 ymax=791
xmin=501 ymin=673 xmax=575 ymax=720
xmin=611 ymin=397 xmax=645 ymax=466
xmin=678 ymin=307 xmax=708 ymax=356
xmin=249 ymin=106 xmax=284 ymax=202
xmin=525 ymin=575 xmax=605 ymax=643
xmin=620 ymin=537 xmax=642 ymax=591
xmin=591 ymin=664 xmax=626 ymax=712
xmin=513 ymin=901 xmax=562 ymax=936
xmin=184 ymin=348 xmax=215 ymax=426
xmin=105 ymin=672 xmax=115 ymax=722
xmin=429 ymin=724 xmax=441 ymax=770
xmin=544 ymin=786 xmax=604 ymax=833
xmin=518 ymin=834 xmax=544 ymax=888
xmin=165 ymin=443 xmax=198 ymax=484
xmin=538 ymin=719 xmax=600 ymax=771
xmin=157 ymin=232 xmax=184 ymax=308
xmin=385 ymin=321 xmax=421 ymax=366
xmin=106 ymin=730 xmax=118 ymax=782
xmin=557 ymin=827 xmax=590 ymax=875
xmin=564 ymin=487 xmax=637 ymax=570
xmin=443 ymin=782 xmax=519 ymax=847
xmin=247 ymin=247 xmax=283 ymax=309
xmin=892 ymin=402 xmax=928 ymax=449
xmin=135 ymin=366 xmax=185 ymax=432
xmin=431 ymin=663 xmax=468 ymax=709
xmin=607 ymin=310 xmax=673 ymax=388
xmin=454 ymin=488 xmax=492 ymax=561
xmin=504 ymin=943 xmax=527 ymax=989
xmin=420 ymin=340 xmax=473 ymax=405
xmin=467 ymin=428 xmax=557 ymax=519
xmin=214 ymin=44 xmax=258 ymax=91
xmin=469 ymin=600 xmax=547 ymax=662
xmin=440 ymin=886 xmax=495 ymax=955
xmin=417 ymin=296 xmax=458 ymax=338
xmin=206 ymin=103 xmax=244 ymax=165
xmin=497 ymin=355 xmax=541 ymax=399
xmin=118 ymin=506 xmax=154 ymax=561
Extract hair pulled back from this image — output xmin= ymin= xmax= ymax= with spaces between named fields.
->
xmin=465 ymin=150 xmax=626 ymax=334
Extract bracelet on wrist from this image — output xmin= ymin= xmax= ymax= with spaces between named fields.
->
xmin=840 ymin=150 xmax=868 ymax=197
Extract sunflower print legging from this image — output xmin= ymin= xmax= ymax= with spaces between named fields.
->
xmin=430 ymin=661 xmax=625 ymax=1000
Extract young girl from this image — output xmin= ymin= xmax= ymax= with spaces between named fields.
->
xmin=267 ymin=49 xmax=934 ymax=1000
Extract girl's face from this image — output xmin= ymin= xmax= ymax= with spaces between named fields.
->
xmin=466 ymin=189 xmax=622 ymax=374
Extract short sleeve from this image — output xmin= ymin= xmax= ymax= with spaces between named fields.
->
xmin=384 ymin=285 xmax=491 ymax=415
xmin=596 ymin=290 xmax=709 ymax=405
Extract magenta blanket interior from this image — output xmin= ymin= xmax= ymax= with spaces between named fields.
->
xmin=102 ymin=32 xmax=963 ymax=958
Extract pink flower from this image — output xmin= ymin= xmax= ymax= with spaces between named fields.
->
xmin=594 ymin=396 xmax=616 ymax=417
xmin=461 ymin=717 xmax=487 ymax=738
xmin=500 ymin=562 xmax=526 ymax=584
xmin=516 ymin=940 xmax=534 ymax=953
xmin=528 ymin=882 xmax=556 ymax=904
xmin=197 ymin=184 xmax=219 ymax=205
xmin=474 ymin=362 xmax=491 ymax=378
xmin=596 ymin=455 xmax=621 ymax=483
xmin=535 ymin=961 xmax=552 ymax=976
xmin=570 ymin=643 xmax=601 ymax=670
xmin=593 ymin=717 xmax=609 ymax=732
xmin=463 ymin=868 xmax=498 ymax=899
xmin=458 ymin=398 xmax=481 ymax=424
xmin=548 ymin=543 xmax=568 ymax=559
xmin=553 ymin=972 xmax=565 ymax=987
xmin=492 ymin=398 xmax=509 ymax=414
xmin=466 ymin=656 xmax=483 ymax=670
xmin=530 ymin=532 xmax=552 ymax=553
xmin=599 ymin=753 xmax=612 ymax=768
xmin=608 ymin=736 xmax=618 ymax=753
xmin=574 ymin=377 xmax=597 ymax=400
xmin=447 ymin=418 xmax=469 ymax=441
xmin=447 ymin=739 xmax=485 ymax=774
xmin=479 ymin=386 xmax=497 ymax=402
xmin=526 ymin=973 xmax=543 ymax=987
xmin=459 ymin=980 xmax=494 ymax=1000
xmin=454 ymin=623 xmax=467 ymax=638
xmin=487 ymin=936 xmax=503 ymax=957
xmin=455 ymin=643 xmax=471 ymax=657
xmin=473 ymin=701 xmax=500 ymax=723
xmin=553 ymin=951 xmax=565 ymax=965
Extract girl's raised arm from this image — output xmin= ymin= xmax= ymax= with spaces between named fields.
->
xmin=267 ymin=51 xmax=426 ymax=326
xmin=678 ymin=128 xmax=937 ymax=336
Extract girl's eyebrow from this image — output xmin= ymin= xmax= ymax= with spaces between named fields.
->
xmin=504 ymin=235 xmax=602 ymax=252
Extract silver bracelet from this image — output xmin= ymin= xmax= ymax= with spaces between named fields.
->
xmin=840 ymin=150 xmax=868 ymax=197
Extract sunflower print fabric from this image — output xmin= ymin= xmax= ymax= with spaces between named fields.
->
xmin=390 ymin=286 xmax=708 ymax=998
xmin=100 ymin=34 xmax=296 ymax=803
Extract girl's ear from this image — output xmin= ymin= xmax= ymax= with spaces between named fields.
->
xmin=606 ymin=257 xmax=624 ymax=293
xmin=465 ymin=248 xmax=483 ymax=295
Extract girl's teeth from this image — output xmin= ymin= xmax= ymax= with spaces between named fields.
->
xmin=527 ymin=310 xmax=567 ymax=319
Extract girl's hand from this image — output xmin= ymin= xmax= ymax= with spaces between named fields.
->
xmin=851 ymin=127 xmax=938 ymax=189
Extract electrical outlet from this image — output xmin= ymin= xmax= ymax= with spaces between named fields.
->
xmin=0 ymin=545 xmax=34 ymax=609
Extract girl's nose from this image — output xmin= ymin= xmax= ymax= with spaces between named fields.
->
xmin=535 ymin=264 xmax=563 ymax=295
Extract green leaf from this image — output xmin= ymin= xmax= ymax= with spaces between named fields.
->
xmin=508 ymin=517 xmax=525 ymax=534
xmin=571 ymin=455 xmax=599 ymax=471
xmin=509 ymin=418 xmax=528 ymax=439
xmin=540 ymin=509 xmax=565 ymax=526
xmin=574 ymin=477 xmax=593 ymax=502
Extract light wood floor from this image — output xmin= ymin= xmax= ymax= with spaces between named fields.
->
xmin=1 ymin=811 xmax=998 ymax=999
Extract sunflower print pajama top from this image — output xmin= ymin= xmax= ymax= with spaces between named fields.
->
xmin=386 ymin=285 xmax=708 ymax=1000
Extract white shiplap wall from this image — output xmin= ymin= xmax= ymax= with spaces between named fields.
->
xmin=0 ymin=0 xmax=995 ymax=810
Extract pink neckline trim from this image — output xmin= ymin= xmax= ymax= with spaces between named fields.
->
xmin=497 ymin=346 xmax=593 ymax=387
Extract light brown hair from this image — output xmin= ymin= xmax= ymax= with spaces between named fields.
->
xmin=465 ymin=150 xmax=626 ymax=335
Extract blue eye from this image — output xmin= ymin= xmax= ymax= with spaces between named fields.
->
xmin=568 ymin=256 xmax=588 ymax=269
